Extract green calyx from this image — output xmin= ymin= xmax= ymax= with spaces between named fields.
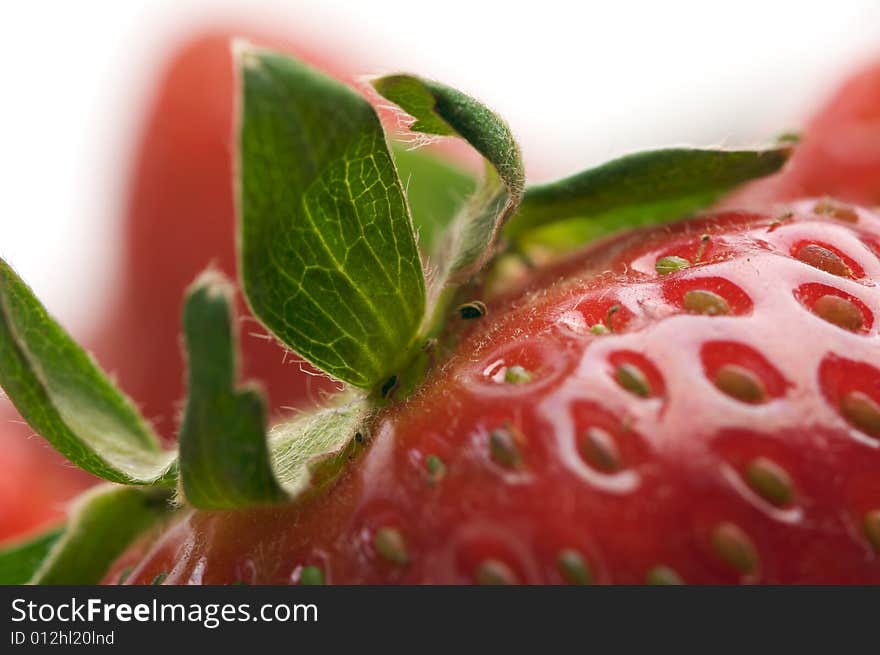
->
xmin=0 ymin=40 xmax=791 ymax=582
xmin=237 ymin=48 xmax=426 ymax=390
xmin=0 ymin=485 xmax=173 ymax=585
xmin=0 ymin=259 xmax=177 ymax=486
xmin=507 ymin=147 xmax=790 ymax=255
xmin=372 ymin=74 xmax=525 ymax=288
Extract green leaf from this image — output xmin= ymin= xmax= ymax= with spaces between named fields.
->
xmin=0 ymin=526 xmax=64 ymax=584
xmin=267 ymin=394 xmax=371 ymax=501
xmin=523 ymin=193 xmax=720 ymax=252
xmin=236 ymin=45 xmax=426 ymax=389
xmin=179 ymin=270 xmax=372 ymax=510
xmin=374 ymin=76 xmax=523 ymax=189
xmin=0 ymin=258 xmax=176 ymax=485
xmin=505 ymin=147 xmax=791 ymax=244
xmin=373 ymin=74 xmax=524 ymax=284
xmin=179 ymin=271 xmax=285 ymax=509
xmin=391 ymin=143 xmax=476 ymax=256
xmin=32 ymin=484 xmax=174 ymax=584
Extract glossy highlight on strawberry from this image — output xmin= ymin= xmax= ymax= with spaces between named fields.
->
xmin=106 ymin=203 xmax=880 ymax=584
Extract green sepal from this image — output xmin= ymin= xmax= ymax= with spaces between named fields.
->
xmin=236 ymin=44 xmax=426 ymax=390
xmin=30 ymin=484 xmax=173 ymax=585
xmin=179 ymin=270 xmax=372 ymax=510
xmin=0 ymin=257 xmax=176 ymax=485
xmin=391 ymin=143 xmax=476 ymax=256
xmin=267 ymin=394 xmax=372 ymax=501
xmin=373 ymin=75 xmax=523 ymax=191
xmin=0 ymin=526 xmax=64 ymax=584
xmin=179 ymin=271 xmax=285 ymax=509
xmin=373 ymin=74 xmax=524 ymax=284
xmin=505 ymin=147 xmax=791 ymax=247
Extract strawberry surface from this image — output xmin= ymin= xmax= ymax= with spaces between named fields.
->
xmin=107 ymin=201 xmax=880 ymax=584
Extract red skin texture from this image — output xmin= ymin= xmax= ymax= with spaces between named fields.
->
xmin=724 ymin=59 xmax=880 ymax=208
xmin=107 ymin=202 xmax=880 ymax=584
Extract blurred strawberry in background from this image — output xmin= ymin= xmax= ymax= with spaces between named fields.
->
xmin=94 ymin=30 xmax=342 ymax=443
xmin=725 ymin=58 xmax=880 ymax=208
xmin=0 ymin=29 xmax=342 ymax=539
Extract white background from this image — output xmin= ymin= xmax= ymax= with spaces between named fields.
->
xmin=1 ymin=0 xmax=879 ymax=335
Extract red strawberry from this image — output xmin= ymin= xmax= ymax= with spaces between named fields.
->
xmin=0 ymin=422 xmax=83 ymax=539
xmin=105 ymin=201 xmax=880 ymax=584
xmin=724 ymin=58 xmax=880 ymax=208
xmin=3 ymin=41 xmax=879 ymax=588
